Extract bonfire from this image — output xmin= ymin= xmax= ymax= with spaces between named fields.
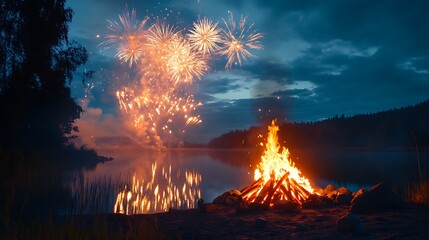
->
xmin=240 ymin=120 xmax=315 ymax=206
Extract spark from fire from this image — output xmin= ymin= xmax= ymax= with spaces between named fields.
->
xmin=104 ymin=9 xmax=262 ymax=146
xmin=114 ymin=163 xmax=202 ymax=215
xmin=241 ymin=120 xmax=315 ymax=205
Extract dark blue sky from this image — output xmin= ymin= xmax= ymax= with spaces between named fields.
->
xmin=67 ymin=0 xmax=429 ymax=145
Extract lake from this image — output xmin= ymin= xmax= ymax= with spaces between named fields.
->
xmin=79 ymin=146 xmax=428 ymax=214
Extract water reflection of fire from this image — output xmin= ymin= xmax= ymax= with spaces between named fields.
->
xmin=114 ymin=162 xmax=202 ymax=214
xmin=241 ymin=120 xmax=315 ymax=205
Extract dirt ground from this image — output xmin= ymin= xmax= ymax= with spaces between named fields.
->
xmin=100 ymin=203 xmax=429 ymax=239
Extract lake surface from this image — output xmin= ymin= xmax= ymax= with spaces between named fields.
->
xmin=81 ymin=146 xmax=428 ymax=214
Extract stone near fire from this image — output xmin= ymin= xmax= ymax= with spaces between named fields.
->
xmin=324 ymin=184 xmax=337 ymax=195
xmin=336 ymin=213 xmax=365 ymax=233
xmin=213 ymin=190 xmax=242 ymax=206
xmin=313 ymin=187 xmax=324 ymax=196
xmin=337 ymin=187 xmax=352 ymax=195
xmin=326 ymin=190 xmax=339 ymax=201
xmin=352 ymin=188 xmax=366 ymax=201
xmin=302 ymin=194 xmax=334 ymax=209
xmin=325 ymin=187 xmax=353 ymax=204
xmin=336 ymin=193 xmax=353 ymax=205
xmin=335 ymin=187 xmax=353 ymax=205
xmin=351 ymin=183 xmax=403 ymax=214
xmin=273 ymin=200 xmax=300 ymax=211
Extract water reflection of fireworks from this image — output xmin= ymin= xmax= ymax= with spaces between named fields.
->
xmin=114 ymin=162 xmax=202 ymax=215
xmin=103 ymin=8 xmax=263 ymax=147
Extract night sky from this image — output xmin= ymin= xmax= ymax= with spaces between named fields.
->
xmin=67 ymin=0 xmax=429 ymax=145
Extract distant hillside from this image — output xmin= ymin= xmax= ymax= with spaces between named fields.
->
xmin=207 ymin=99 xmax=429 ymax=149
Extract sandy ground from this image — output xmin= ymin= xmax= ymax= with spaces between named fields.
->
xmin=96 ymin=204 xmax=429 ymax=239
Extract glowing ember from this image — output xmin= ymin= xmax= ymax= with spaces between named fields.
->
xmin=114 ymin=163 xmax=202 ymax=215
xmin=241 ymin=120 xmax=315 ymax=205
xmin=103 ymin=9 xmax=263 ymax=147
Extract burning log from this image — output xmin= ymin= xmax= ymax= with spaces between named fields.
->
xmin=242 ymin=173 xmax=312 ymax=205
xmin=240 ymin=178 xmax=263 ymax=196
xmin=254 ymin=179 xmax=274 ymax=204
xmin=290 ymin=178 xmax=311 ymax=196
xmin=263 ymin=172 xmax=290 ymax=205
xmin=279 ymin=183 xmax=294 ymax=202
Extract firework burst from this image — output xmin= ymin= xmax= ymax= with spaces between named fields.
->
xmin=103 ymin=9 xmax=149 ymax=66
xmin=187 ymin=17 xmax=222 ymax=56
xmin=139 ymin=23 xmax=177 ymax=85
xmin=167 ymin=37 xmax=208 ymax=84
xmin=219 ymin=12 xmax=263 ymax=68
xmin=104 ymin=9 xmax=262 ymax=147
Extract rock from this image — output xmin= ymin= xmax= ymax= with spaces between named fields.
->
xmin=351 ymin=183 xmax=403 ymax=214
xmin=302 ymin=194 xmax=334 ymax=209
xmin=225 ymin=196 xmax=239 ymax=206
xmin=351 ymin=188 xmax=366 ymax=203
xmin=336 ymin=213 xmax=365 ymax=233
xmin=313 ymin=187 xmax=324 ymax=196
xmin=273 ymin=200 xmax=300 ymax=211
xmin=213 ymin=190 xmax=242 ymax=206
xmin=336 ymin=193 xmax=353 ymax=205
xmin=335 ymin=187 xmax=353 ymax=205
xmin=337 ymin=187 xmax=351 ymax=195
xmin=230 ymin=189 xmax=241 ymax=196
xmin=327 ymin=190 xmax=339 ymax=201
xmin=324 ymin=184 xmax=337 ymax=195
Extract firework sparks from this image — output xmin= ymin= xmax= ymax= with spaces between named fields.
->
xmin=167 ymin=36 xmax=208 ymax=84
xmin=187 ymin=17 xmax=222 ymax=56
xmin=116 ymin=87 xmax=202 ymax=146
xmin=219 ymin=12 xmax=263 ymax=68
xmin=103 ymin=9 xmax=149 ymax=67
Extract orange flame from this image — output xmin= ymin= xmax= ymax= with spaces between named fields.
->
xmin=241 ymin=120 xmax=314 ymax=205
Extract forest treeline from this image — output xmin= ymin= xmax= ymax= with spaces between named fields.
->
xmin=207 ymin=99 xmax=429 ymax=149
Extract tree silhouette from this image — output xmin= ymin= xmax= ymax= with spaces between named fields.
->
xmin=0 ymin=0 xmax=87 ymax=149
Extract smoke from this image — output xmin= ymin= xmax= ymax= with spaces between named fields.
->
xmin=71 ymin=98 xmax=136 ymax=149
